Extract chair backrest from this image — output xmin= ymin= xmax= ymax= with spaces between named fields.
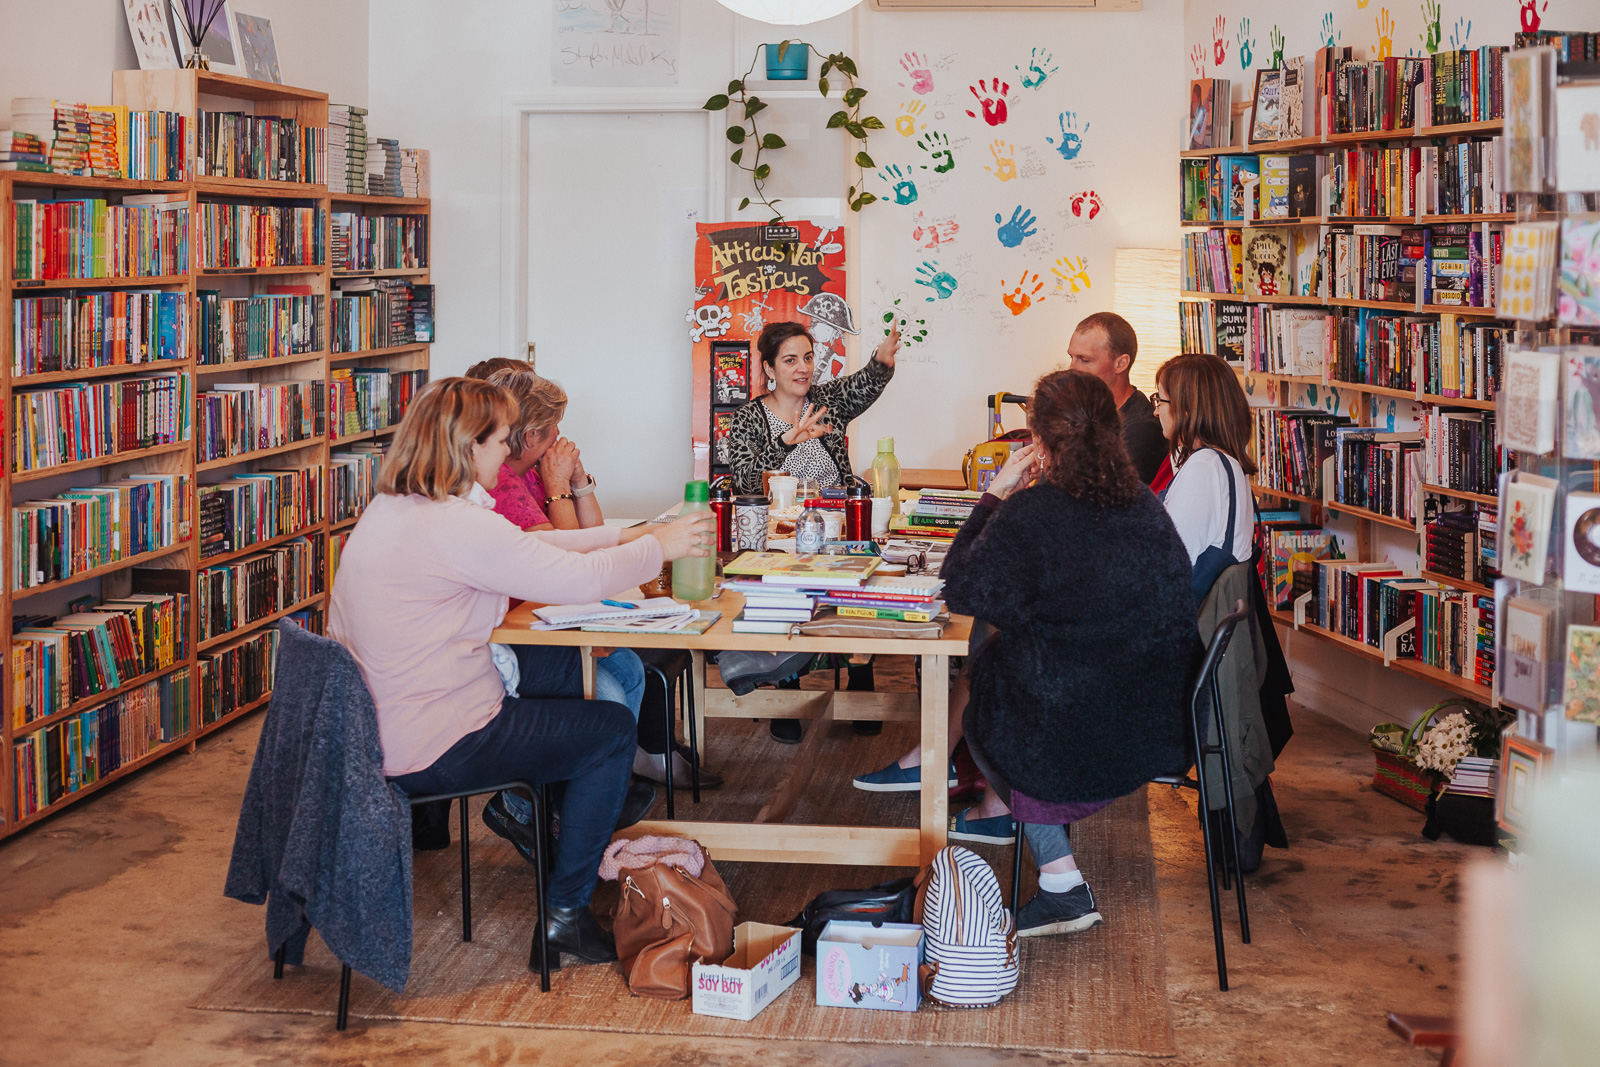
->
xmin=267 ymin=620 xmax=385 ymax=780
xmin=1189 ymin=599 xmax=1249 ymax=716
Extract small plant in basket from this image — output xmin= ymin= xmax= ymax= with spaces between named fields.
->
xmin=1369 ymin=700 xmax=1512 ymax=811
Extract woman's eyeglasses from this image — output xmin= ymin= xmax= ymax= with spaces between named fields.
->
xmin=1150 ymin=392 xmax=1169 ymax=408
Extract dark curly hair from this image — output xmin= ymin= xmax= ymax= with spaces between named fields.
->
xmin=1030 ymin=369 xmax=1143 ymax=508
xmin=756 ymin=321 xmax=815 ymax=380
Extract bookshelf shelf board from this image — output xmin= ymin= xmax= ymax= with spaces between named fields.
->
xmin=1179 ymin=290 xmax=1320 ymax=306
xmin=330 ymin=516 xmax=359 ymax=532
xmin=1418 ymin=213 xmax=1515 ymax=225
xmin=195 ymin=692 xmax=273 ymax=741
xmin=1245 ymin=135 xmax=1326 ymax=152
xmin=9 ymin=274 xmax=190 ymax=290
xmin=12 ymin=358 xmax=191 ymax=385
xmin=1419 ymin=569 xmax=1495 ymax=596
xmin=9 ymin=734 xmax=193 ymax=833
xmin=196 ymin=438 xmax=326 ymax=472
xmin=329 ymin=193 xmax=431 ymax=208
xmin=1250 ymin=482 xmax=1322 ymax=506
xmin=1421 ymin=483 xmax=1498 ymax=505
xmin=1417 ymin=393 xmax=1496 ymax=409
xmin=196 ymin=70 xmax=328 ymax=102
xmin=192 ymin=176 xmax=326 ymax=198
xmin=11 ymin=439 xmax=193 ymax=484
xmin=1323 ymin=119 xmax=1504 ymax=145
xmin=197 ymin=263 xmax=327 ymax=276
xmin=11 ymin=541 xmax=192 ymax=601
xmin=197 ymin=593 xmax=327 ymax=652
xmin=1326 ymin=501 xmax=1419 ymax=531
xmin=1181 ymin=220 xmax=1245 ymax=228
xmin=331 ymin=426 xmax=399 ymax=447
xmin=1326 ymin=379 xmax=1417 ymax=401
xmin=330 ymin=268 xmax=430 ymax=279
xmin=200 ymin=523 xmax=325 ymax=568
xmin=12 ymin=661 xmax=196 ymax=739
xmin=1179 ymin=146 xmax=1245 ymax=159
xmin=1245 ymin=370 xmax=1326 ymax=385
xmin=0 ymin=172 xmax=190 ymax=193
xmin=330 ymin=342 xmax=430 ymax=363
xmin=1323 ymin=296 xmax=1503 ymax=318
xmin=1272 ymin=610 xmax=1493 ymax=703
xmin=195 ymin=350 xmax=329 ymax=372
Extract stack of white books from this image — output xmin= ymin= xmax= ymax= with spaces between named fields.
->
xmin=1445 ymin=755 xmax=1497 ymax=798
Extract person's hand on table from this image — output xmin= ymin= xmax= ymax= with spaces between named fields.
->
xmin=781 ymin=405 xmax=832 ymax=447
xmin=653 ymin=509 xmax=715 ymax=560
xmin=987 ymin=443 xmax=1040 ymax=501
xmin=539 ymin=437 xmax=580 ymax=493
xmin=873 ymin=324 xmax=902 ymax=368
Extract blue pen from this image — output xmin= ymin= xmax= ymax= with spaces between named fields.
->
xmin=601 ymin=598 xmax=638 ymax=609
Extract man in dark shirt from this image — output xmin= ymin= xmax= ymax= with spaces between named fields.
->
xmin=1066 ymin=312 xmax=1167 ymax=484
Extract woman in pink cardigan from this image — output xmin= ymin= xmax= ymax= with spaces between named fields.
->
xmin=328 ymin=377 xmax=712 ymax=968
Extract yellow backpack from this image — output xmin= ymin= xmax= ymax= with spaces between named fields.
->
xmin=961 ymin=393 xmax=1030 ymax=492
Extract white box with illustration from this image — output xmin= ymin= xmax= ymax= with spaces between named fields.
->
xmin=814 ymin=920 xmax=923 ymax=1012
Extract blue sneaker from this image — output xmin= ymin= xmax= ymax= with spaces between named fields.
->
xmin=853 ymin=759 xmax=958 ymax=793
xmin=948 ymin=808 xmax=1017 ymax=844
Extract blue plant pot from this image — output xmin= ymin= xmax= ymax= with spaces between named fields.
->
xmin=765 ymin=43 xmax=809 ymax=80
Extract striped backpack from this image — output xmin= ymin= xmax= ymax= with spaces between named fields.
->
xmin=913 ymin=845 xmax=1020 ymax=1007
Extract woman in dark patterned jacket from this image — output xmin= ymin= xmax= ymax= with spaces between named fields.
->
xmin=725 ymin=321 xmax=901 ymax=494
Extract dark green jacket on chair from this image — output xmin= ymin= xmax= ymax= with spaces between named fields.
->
xmin=724 ymin=357 xmax=894 ymax=493
xmin=1197 ymin=562 xmax=1275 ymax=830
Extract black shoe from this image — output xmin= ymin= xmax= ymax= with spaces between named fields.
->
xmin=1017 ymin=883 xmax=1103 ymax=938
xmin=615 ymin=780 xmax=657 ymax=830
xmin=482 ymin=792 xmax=542 ymax=866
xmin=411 ymin=799 xmax=452 ymax=850
xmin=541 ymin=905 xmax=617 ymax=968
xmin=852 ymin=720 xmax=883 ymax=736
xmin=770 ymin=718 xmax=803 ymax=744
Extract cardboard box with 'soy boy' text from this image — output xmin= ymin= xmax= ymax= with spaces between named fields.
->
xmin=691 ymin=922 xmax=801 ymax=1021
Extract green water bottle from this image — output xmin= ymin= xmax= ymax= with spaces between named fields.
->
xmin=671 ymin=480 xmax=716 ymax=602
xmin=870 ymin=437 xmax=902 ymax=519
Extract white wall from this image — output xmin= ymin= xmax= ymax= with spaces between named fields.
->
xmin=0 ymin=0 xmax=370 ymax=124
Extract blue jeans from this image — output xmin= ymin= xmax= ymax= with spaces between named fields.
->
xmin=391 ymin=644 xmax=642 ymax=908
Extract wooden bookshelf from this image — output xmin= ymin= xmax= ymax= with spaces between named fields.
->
xmin=0 ymin=70 xmax=431 ymax=840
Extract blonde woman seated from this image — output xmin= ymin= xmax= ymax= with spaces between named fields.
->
xmin=328 ymin=377 xmax=713 ymax=966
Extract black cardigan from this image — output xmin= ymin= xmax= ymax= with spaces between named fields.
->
xmin=942 ymin=484 xmax=1200 ymax=805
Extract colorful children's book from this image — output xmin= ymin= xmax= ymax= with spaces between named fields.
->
xmin=1219 ymin=156 xmax=1260 ymax=222
xmin=1257 ymin=155 xmax=1290 ymax=219
xmin=723 ymin=552 xmax=881 ymax=587
xmin=712 ymin=346 xmax=751 ymax=404
xmin=1243 ymin=228 xmax=1290 ymax=297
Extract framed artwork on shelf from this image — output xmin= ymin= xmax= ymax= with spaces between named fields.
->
xmin=1497 ymin=733 xmax=1554 ymax=838
xmin=171 ymin=0 xmax=241 ymax=75
xmin=231 ymin=10 xmax=281 ymax=84
xmin=123 ymin=0 xmax=180 ymax=70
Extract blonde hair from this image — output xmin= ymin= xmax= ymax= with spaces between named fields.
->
xmin=488 ymin=368 xmax=569 ymax=460
xmin=379 ymin=377 xmax=516 ymax=499
xmin=464 ymin=357 xmax=532 ymax=380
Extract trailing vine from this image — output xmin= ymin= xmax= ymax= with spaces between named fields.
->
xmin=703 ymin=42 xmax=884 ymax=224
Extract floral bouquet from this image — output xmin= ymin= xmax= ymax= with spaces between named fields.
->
xmin=1370 ymin=700 xmax=1512 ymax=811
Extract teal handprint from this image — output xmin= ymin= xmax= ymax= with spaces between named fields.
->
xmin=1321 ymin=12 xmax=1341 ymax=48
xmin=878 ymin=164 xmax=920 ymax=205
xmin=1419 ymin=0 xmax=1441 ymax=53
xmin=914 ymin=260 xmax=958 ymax=302
xmin=1015 ymin=47 xmax=1058 ymax=90
xmin=1237 ymin=18 xmax=1255 ymax=70
xmin=1449 ymin=15 xmax=1471 ymax=49
xmin=1270 ymin=25 xmax=1285 ymax=68
xmin=916 ymin=130 xmax=955 ymax=173
xmin=1046 ymin=112 xmax=1088 ymax=161
xmin=994 ymin=206 xmax=1037 ymax=248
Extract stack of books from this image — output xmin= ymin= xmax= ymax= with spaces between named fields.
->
xmin=366 ymin=137 xmax=403 ymax=197
xmin=723 ymin=552 xmax=882 ymax=633
xmin=819 ymin=575 xmax=946 ymax=621
xmin=1444 ymin=755 xmax=1496 ymax=798
xmin=0 ymin=130 xmax=47 ymax=172
xmin=398 ymin=148 xmax=428 ymax=197
xmin=328 ymin=104 xmax=367 ymax=195
xmin=890 ymin=489 xmax=982 ymax=543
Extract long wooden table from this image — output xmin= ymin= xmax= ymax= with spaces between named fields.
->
xmin=489 ymin=591 xmax=971 ymax=867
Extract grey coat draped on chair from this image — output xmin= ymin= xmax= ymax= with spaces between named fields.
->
xmin=1196 ymin=562 xmax=1275 ymax=830
xmin=224 ymin=621 xmax=414 ymax=993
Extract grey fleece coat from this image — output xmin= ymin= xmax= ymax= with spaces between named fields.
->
xmin=224 ymin=621 xmax=414 ymax=992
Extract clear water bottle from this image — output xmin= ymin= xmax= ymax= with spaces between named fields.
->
xmin=671 ymin=480 xmax=716 ymax=601
xmin=795 ymin=500 xmax=826 ymax=554
xmin=870 ymin=437 xmax=902 ymax=518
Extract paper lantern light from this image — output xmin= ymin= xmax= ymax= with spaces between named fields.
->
xmin=713 ymin=0 xmax=866 ymax=26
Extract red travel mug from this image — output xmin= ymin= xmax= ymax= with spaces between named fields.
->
xmin=845 ymin=479 xmax=871 ymax=542
xmin=711 ymin=481 xmax=734 ymax=552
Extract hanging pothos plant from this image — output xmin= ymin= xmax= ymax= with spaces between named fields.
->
xmin=703 ymin=42 xmax=883 ymax=224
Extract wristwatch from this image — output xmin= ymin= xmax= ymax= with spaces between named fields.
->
xmin=571 ymin=473 xmax=597 ymax=499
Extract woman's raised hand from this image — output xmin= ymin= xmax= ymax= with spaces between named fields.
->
xmin=874 ymin=324 xmax=902 ymax=368
xmin=781 ymin=405 xmax=832 ymax=447
xmin=538 ymin=437 xmax=579 ymax=491
xmin=653 ymin=509 xmax=716 ymax=561
xmin=987 ymin=442 xmax=1040 ymax=500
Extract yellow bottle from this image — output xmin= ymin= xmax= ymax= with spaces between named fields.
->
xmin=869 ymin=437 xmax=901 ymax=518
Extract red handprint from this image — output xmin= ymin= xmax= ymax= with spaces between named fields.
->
xmin=1190 ymin=43 xmax=1207 ymax=78
xmin=1521 ymin=0 xmax=1547 ymax=33
xmin=965 ymin=79 xmax=1012 ymax=126
xmin=1212 ymin=15 xmax=1229 ymax=67
xmin=1070 ymin=191 xmax=1102 ymax=219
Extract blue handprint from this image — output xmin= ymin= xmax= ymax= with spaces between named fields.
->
xmin=994 ymin=206 xmax=1037 ymax=248
xmin=914 ymin=260 xmax=958 ymax=302
xmin=1015 ymin=47 xmax=1058 ymax=90
xmin=1321 ymin=12 xmax=1341 ymax=48
xmin=1237 ymin=17 xmax=1255 ymax=70
xmin=1046 ymin=112 xmax=1088 ymax=161
xmin=878 ymin=164 xmax=920 ymax=206
xmin=1450 ymin=16 xmax=1471 ymax=49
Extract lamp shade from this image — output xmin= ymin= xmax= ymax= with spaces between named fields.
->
xmin=1112 ymin=247 xmax=1180 ymax=397
xmin=713 ymin=0 xmax=865 ymax=25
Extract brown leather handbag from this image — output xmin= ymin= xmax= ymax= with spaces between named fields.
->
xmin=606 ymin=838 xmax=737 ymax=999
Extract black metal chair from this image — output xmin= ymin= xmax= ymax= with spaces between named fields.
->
xmin=635 ymin=648 xmax=702 ymax=815
xmin=1005 ymin=601 xmax=1252 ymax=991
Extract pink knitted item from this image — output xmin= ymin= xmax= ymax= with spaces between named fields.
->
xmin=599 ymin=835 xmax=707 ymax=881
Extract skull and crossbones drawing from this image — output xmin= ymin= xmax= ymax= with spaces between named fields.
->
xmin=686 ymin=303 xmax=733 ymax=342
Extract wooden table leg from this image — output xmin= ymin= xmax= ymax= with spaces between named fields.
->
xmin=581 ymin=647 xmax=596 ymax=699
xmin=920 ymin=653 xmax=949 ymax=865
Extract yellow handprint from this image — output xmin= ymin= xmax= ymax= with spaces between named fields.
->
xmin=984 ymin=140 xmax=1017 ymax=182
xmin=1051 ymin=255 xmax=1091 ymax=294
xmin=895 ymin=100 xmax=927 ymax=137
xmin=1374 ymin=7 xmax=1394 ymax=60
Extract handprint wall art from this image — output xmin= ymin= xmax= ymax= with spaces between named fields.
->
xmin=966 ymin=79 xmax=1014 ymax=126
xmin=914 ymin=260 xmax=959 ymax=302
xmin=995 ymin=206 xmax=1038 ymax=248
xmin=1046 ymin=112 xmax=1089 ymax=162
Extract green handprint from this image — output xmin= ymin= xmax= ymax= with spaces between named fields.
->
xmin=1419 ymin=0 xmax=1442 ymax=54
xmin=1270 ymin=25 xmax=1285 ymax=68
xmin=878 ymin=163 xmax=920 ymax=205
xmin=916 ymin=130 xmax=955 ymax=174
xmin=1237 ymin=18 xmax=1255 ymax=71
xmin=1015 ymin=47 xmax=1058 ymax=90
xmin=914 ymin=260 xmax=958 ymax=302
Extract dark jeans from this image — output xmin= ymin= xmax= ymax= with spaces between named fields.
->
xmin=391 ymin=645 xmax=633 ymax=909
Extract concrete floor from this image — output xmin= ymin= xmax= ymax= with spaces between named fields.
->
xmin=0 ymin=701 xmax=1467 ymax=1066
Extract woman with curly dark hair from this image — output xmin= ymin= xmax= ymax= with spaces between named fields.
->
xmin=855 ymin=369 xmax=1197 ymax=937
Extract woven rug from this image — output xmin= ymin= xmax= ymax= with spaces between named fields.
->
xmin=194 ymin=718 xmax=1175 ymax=1055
